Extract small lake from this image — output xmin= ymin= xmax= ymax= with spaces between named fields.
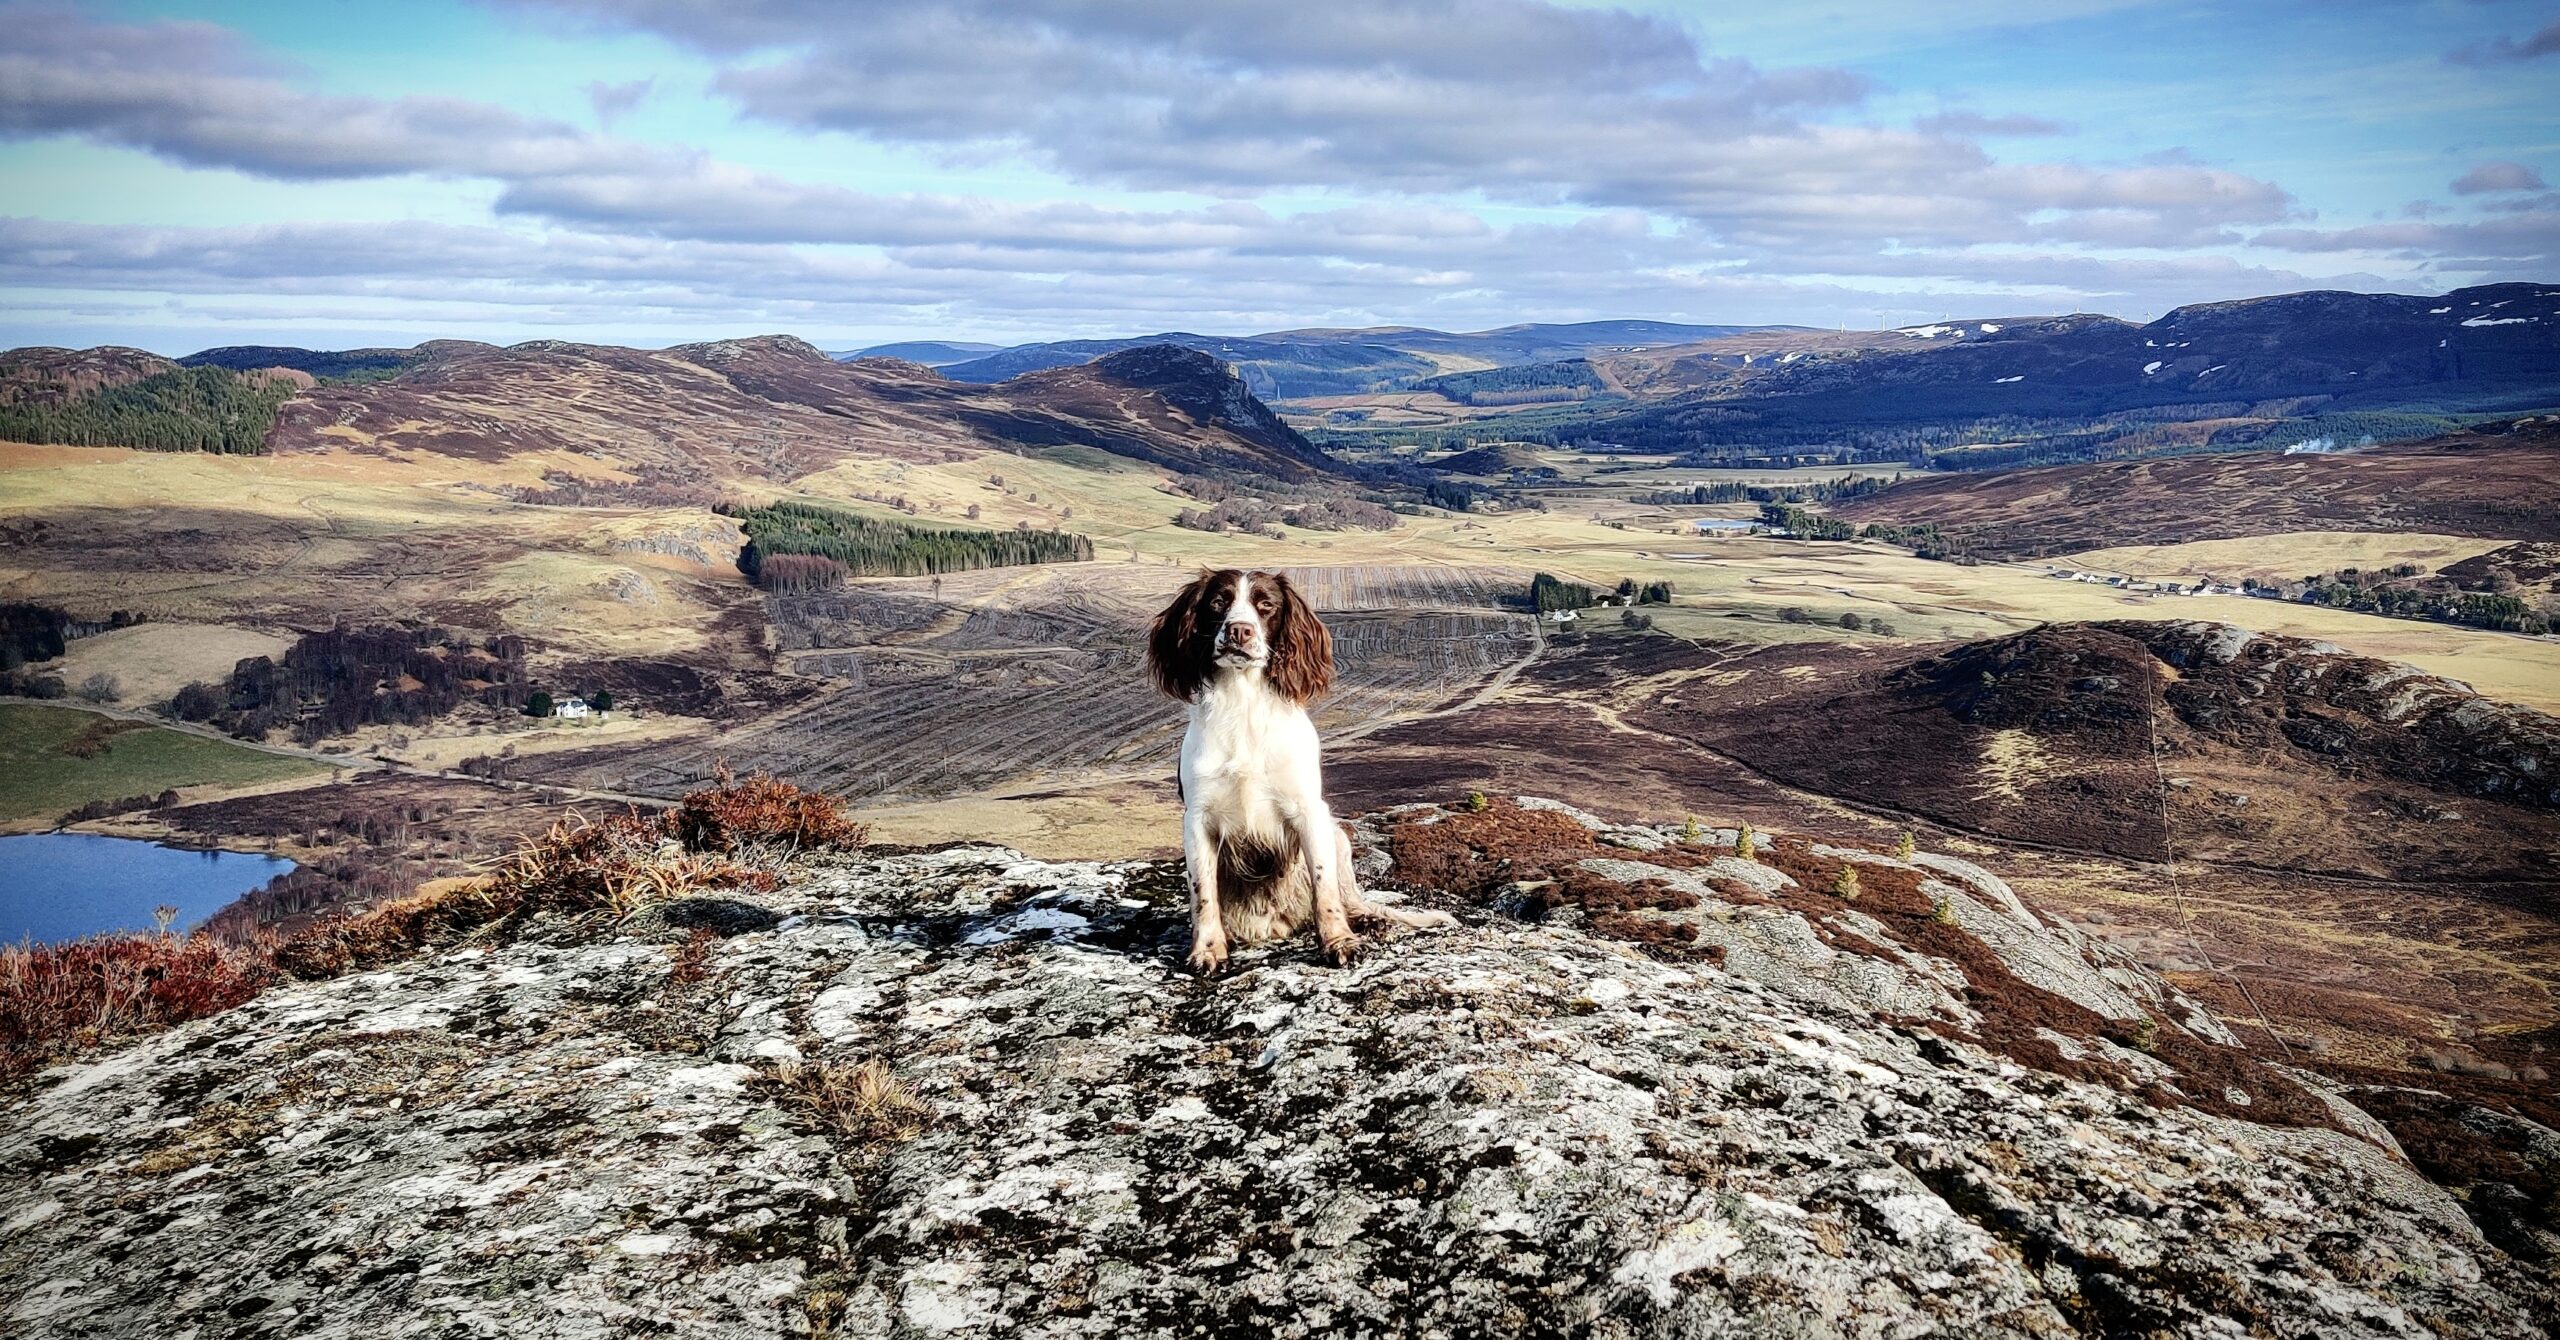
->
xmin=0 ymin=834 xmax=296 ymax=945
xmin=1690 ymin=518 xmax=1757 ymax=532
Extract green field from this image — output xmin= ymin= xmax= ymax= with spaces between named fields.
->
xmin=0 ymin=704 xmax=328 ymax=821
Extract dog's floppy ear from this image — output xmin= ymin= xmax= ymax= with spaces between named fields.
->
xmin=1147 ymin=569 xmax=1217 ymax=702
xmin=1260 ymin=571 xmax=1334 ymax=705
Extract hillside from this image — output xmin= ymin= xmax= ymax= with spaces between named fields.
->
xmin=966 ymin=344 xmax=1345 ymax=480
xmin=0 ymin=345 xmax=178 ymax=406
xmin=1621 ymin=620 xmax=2559 ymax=883
xmin=243 ymin=336 xmax=1338 ymax=482
xmin=4 ymin=799 xmax=2550 ymax=1336
xmin=1 ymin=335 xmax=1335 ymax=484
xmin=0 ymin=347 xmax=303 ymax=454
xmin=1588 ymin=283 xmax=2560 ymax=440
xmin=1834 ymin=417 xmax=2560 ymax=557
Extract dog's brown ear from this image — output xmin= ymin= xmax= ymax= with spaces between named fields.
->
xmin=1147 ymin=571 xmax=1215 ymax=701
xmin=1261 ymin=572 xmax=1334 ymax=705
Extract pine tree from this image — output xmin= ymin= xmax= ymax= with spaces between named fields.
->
xmin=1834 ymin=866 xmax=1861 ymax=900
xmin=1894 ymin=830 xmax=1915 ymax=859
xmin=1735 ymin=822 xmax=1756 ymax=862
xmin=524 ymin=690 xmax=554 ymax=718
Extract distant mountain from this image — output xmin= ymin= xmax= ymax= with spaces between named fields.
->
xmin=1577 ymin=283 xmax=2560 ymax=450
xmin=947 ymin=344 xmax=1343 ymax=480
xmin=938 ymin=331 xmax=1438 ymax=399
xmin=3 ymin=335 xmax=1336 ymax=481
xmin=1328 ymin=319 xmax=1790 ymax=366
xmin=833 ymin=340 xmax=1005 ymax=366
xmin=934 ymin=320 xmax=1781 ymax=399
xmin=239 ymin=335 xmax=1338 ymax=480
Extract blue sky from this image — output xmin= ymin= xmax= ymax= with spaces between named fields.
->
xmin=2 ymin=0 xmax=2553 ymax=352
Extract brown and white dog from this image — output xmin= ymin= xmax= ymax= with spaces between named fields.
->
xmin=1147 ymin=568 xmax=1454 ymax=975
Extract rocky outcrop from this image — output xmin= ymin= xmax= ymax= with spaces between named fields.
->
xmin=2 ymin=804 xmax=2551 ymax=1338
xmin=2131 ymin=619 xmax=2560 ymax=808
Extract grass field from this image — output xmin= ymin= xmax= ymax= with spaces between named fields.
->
xmin=0 ymin=704 xmax=328 ymax=822
xmin=49 ymin=623 xmax=293 ymax=710
xmin=2059 ymin=531 xmax=2509 ymax=582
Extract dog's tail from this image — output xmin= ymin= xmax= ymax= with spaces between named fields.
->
xmin=1348 ymin=893 xmax=1457 ymax=932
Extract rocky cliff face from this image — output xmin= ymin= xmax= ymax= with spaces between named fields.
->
xmin=3 ymin=802 xmax=2551 ymax=1338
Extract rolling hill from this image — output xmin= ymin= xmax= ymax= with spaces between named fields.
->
xmin=1627 ymin=619 xmax=2560 ymax=882
xmin=2 ymin=336 xmax=1339 ymax=483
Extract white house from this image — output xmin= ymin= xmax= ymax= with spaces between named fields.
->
xmin=1545 ymin=608 xmax=1581 ymax=625
xmin=555 ymin=697 xmax=594 ymax=720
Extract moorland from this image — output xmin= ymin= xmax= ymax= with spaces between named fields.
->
xmin=3 ymin=280 xmax=2556 ymax=1108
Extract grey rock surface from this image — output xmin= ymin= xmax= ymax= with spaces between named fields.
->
xmin=2 ymin=827 xmax=2551 ymax=1338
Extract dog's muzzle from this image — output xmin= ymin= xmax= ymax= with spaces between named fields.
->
xmin=1217 ymin=624 xmax=1263 ymax=659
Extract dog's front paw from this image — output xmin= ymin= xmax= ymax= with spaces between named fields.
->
xmin=1187 ymin=937 xmax=1230 ymax=977
xmin=1321 ymin=932 xmax=1368 ymax=968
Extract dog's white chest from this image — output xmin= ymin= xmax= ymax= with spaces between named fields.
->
xmin=1181 ymin=679 xmax=1320 ymax=829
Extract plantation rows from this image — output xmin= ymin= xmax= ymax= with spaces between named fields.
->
xmin=769 ymin=590 xmax=947 ymax=650
xmin=777 ymin=608 xmax=1529 ymax=801
xmin=590 ymin=563 xmax=1537 ymax=803
xmin=1269 ymin=564 xmax=1523 ymax=612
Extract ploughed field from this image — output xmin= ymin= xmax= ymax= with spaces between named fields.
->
xmin=520 ymin=562 xmax=1535 ymax=804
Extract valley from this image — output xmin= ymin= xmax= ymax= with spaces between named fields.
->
xmin=3 ymin=304 xmax=2555 ymax=1107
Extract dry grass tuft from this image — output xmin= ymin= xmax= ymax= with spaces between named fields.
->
xmin=763 ymin=1058 xmax=932 ymax=1145
xmin=1 ymin=931 xmax=278 ymax=1078
xmin=674 ymin=763 xmax=871 ymax=855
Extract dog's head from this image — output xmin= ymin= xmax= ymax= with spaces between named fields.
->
xmin=1146 ymin=568 xmax=1334 ymax=704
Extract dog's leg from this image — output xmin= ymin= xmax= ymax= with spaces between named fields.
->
xmin=1337 ymin=824 xmax=1459 ymax=933
xmin=1183 ymin=808 xmax=1229 ymax=976
xmin=1293 ymin=804 xmax=1363 ymax=967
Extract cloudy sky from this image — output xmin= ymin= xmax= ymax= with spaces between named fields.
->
xmin=3 ymin=0 xmax=2554 ymax=352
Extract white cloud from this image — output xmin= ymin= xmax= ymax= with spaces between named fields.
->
xmin=0 ymin=2 xmax=2540 ymax=346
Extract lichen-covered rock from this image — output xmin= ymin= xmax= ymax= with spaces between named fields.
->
xmin=1 ymin=826 xmax=2550 ymax=1338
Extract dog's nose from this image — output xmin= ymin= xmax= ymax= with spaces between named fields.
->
xmin=1219 ymin=622 xmax=1258 ymax=650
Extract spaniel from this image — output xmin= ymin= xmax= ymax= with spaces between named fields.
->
xmin=1147 ymin=568 xmax=1454 ymax=975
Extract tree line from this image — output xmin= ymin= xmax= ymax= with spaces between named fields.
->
xmin=1642 ymin=475 xmax=1895 ymax=506
xmin=173 ymin=626 xmax=534 ymax=745
xmin=731 ymin=500 xmax=1092 ymax=584
xmin=0 ymin=366 xmax=294 ymax=454
xmin=2267 ymin=566 xmax=2553 ymax=634
xmin=1757 ymin=503 xmax=1857 ymax=540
